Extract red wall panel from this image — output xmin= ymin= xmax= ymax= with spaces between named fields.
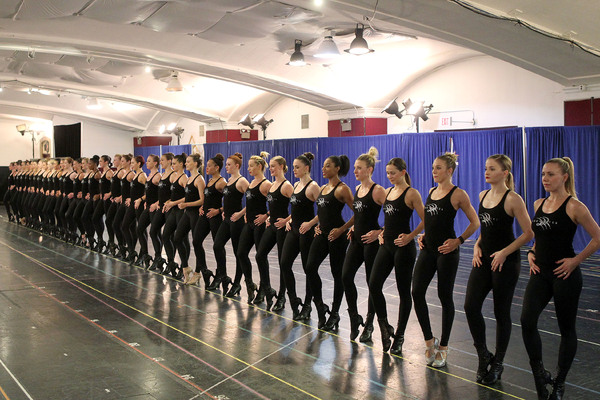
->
xmin=328 ymin=118 xmax=388 ymax=137
xmin=133 ymin=136 xmax=172 ymax=147
xmin=564 ymin=98 xmax=600 ymax=126
xmin=206 ymin=129 xmax=259 ymax=143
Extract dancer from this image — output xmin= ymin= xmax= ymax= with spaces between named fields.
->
xmin=306 ymin=155 xmax=353 ymax=330
xmin=82 ymin=156 xmax=101 ymax=249
xmin=342 ymin=147 xmax=386 ymax=341
xmin=412 ymin=152 xmax=479 ymax=368
xmin=209 ymin=153 xmax=248 ymax=293
xmin=95 ymin=155 xmax=113 ymax=254
xmin=521 ymin=157 xmax=600 ymax=399
xmin=174 ymin=154 xmax=205 ymax=283
xmin=188 ymin=154 xmax=225 ymax=286
xmin=122 ymin=156 xmax=147 ymax=263
xmin=465 ymin=154 xmax=533 ymax=383
xmin=234 ymin=152 xmax=272 ymax=302
xmin=104 ymin=154 xmax=122 ymax=255
xmin=135 ymin=154 xmax=160 ymax=269
xmin=148 ymin=153 xmax=174 ymax=272
xmin=113 ymin=154 xmax=133 ymax=259
xmin=255 ymin=156 xmax=293 ymax=310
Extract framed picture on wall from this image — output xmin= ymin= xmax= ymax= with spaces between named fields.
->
xmin=40 ymin=137 xmax=51 ymax=158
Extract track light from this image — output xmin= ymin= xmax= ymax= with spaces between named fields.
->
xmin=166 ymin=71 xmax=183 ymax=92
xmin=167 ymin=122 xmax=177 ymax=130
xmin=238 ymin=113 xmax=254 ymax=129
xmin=314 ymin=33 xmax=340 ymax=58
xmin=288 ymin=39 xmax=307 ymax=66
xmin=381 ymin=98 xmax=403 ymax=119
xmin=252 ymin=114 xmax=273 ymax=130
xmin=86 ymin=98 xmax=102 ymax=110
xmin=403 ymin=98 xmax=433 ymax=121
xmin=345 ymin=24 xmax=374 ymax=55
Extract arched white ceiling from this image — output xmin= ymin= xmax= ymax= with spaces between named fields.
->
xmin=0 ymin=0 xmax=598 ymax=131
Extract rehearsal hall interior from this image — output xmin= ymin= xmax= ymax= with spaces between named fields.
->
xmin=1 ymin=1 xmax=600 ymax=399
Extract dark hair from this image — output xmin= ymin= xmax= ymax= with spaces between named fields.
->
xmin=100 ymin=155 xmax=112 ymax=168
xmin=174 ymin=153 xmax=187 ymax=165
xmin=134 ymin=155 xmax=145 ymax=168
xmin=295 ymin=152 xmax=314 ymax=171
xmin=387 ymin=158 xmax=411 ymax=186
xmin=64 ymin=157 xmax=74 ymax=165
xmin=210 ymin=153 xmax=224 ymax=171
xmin=188 ymin=153 xmax=203 ymax=173
xmin=122 ymin=154 xmax=132 ymax=163
xmin=162 ymin=152 xmax=174 ymax=161
xmin=327 ymin=154 xmax=350 ymax=177
xmin=90 ymin=155 xmax=100 ymax=166
xmin=228 ymin=152 xmax=243 ymax=168
xmin=271 ymin=156 xmax=288 ymax=173
xmin=148 ymin=154 xmax=159 ymax=164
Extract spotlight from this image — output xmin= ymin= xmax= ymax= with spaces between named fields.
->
xmin=381 ymin=98 xmax=403 ymax=119
xmin=288 ymin=39 xmax=307 ymax=66
xmin=167 ymin=122 xmax=177 ymax=130
xmin=314 ymin=33 xmax=341 ymax=58
xmin=166 ymin=71 xmax=183 ymax=92
xmin=16 ymin=124 xmax=28 ymax=135
xmin=238 ymin=113 xmax=254 ymax=129
xmin=414 ymin=103 xmax=433 ymax=121
xmin=252 ymin=114 xmax=273 ymax=140
xmin=345 ymin=24 xmax=374 ymax=55
xmin=86 ymin=98 xmax=102 ymax=110
xmin=159 ymin=124 xmax=166 ymax=134
xmin=145 ymin=65 xmax=152 ymax=73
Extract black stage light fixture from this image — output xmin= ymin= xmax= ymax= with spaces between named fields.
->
xmin=345 ymin=24 xmax=374 ymax=55
xmin=238 ymin=113 xmax=254 ymax=129
xmin=381 ymin=98 xmax=404 ymax=119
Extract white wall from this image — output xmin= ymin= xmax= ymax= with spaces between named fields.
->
xmin=81 ymin=121 xmax=134 ymax=157
xmin=387 ymin=56 xmax=565 ymax=133
xmin=261 ymin=98 xmax=329 ymax=139
xmin=0 ymin=118 xmax=54 ymax=165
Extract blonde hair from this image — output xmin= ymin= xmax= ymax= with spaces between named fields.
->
xmin=436 ymin=152 xmax=458 ymax=175
xmin=271 ymin=155 xmax=288 ymax=173
xmin=546 ymin=157 xmax=576 ymax=198
xmin=487 ymin=154 xmax=514 ymax=191
xmin=357 ymin=147 xmax=379 ymax=170
xmin=250 ymin=151 xmax=269 ymax=171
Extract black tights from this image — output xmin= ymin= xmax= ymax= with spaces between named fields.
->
xmin=121 ymin=204 xmax=141 ymax=252
xmin=82 ymin=198 xmax=95 ymax=241
xmin=105 ymin=200 xmax=118 ymax=244
xmin=173 ymin=209 xmax=200 ymax=269
xmin=112 ymin=203 xmax=127 ymax=247
xmin=306 ymin=233 xmax=348 ymax=313
xmin=91 ymin=198 xmax=105 ymax=241
xmin=73 ymin=199 xmax=86 ymax=236
xmin=342 ymin=239 xmax=379 ymax=316
xmin=162 ymin=208 xmax=182 ymax=263
xmin=59 ymin=197 xmax=72 ymax=232
xmin=237 ymin=223 xmax=266 ymax=285
xmin=521 ymin=267 xmax=582 ymax=373
xmin=149 ymin=210 xmax=167 ymax=259
xmin=412 ymin=247 xmax=460 ymax=347
xmin=136 ymin=208 xmax=154 ymax=256
xmin=369 ymin=241 xmax=416 ymax=334
xmin=464 ymin=255 xmax=519 ymax=355
xmin=65 ymin=198 xmax=79 ymax=233
xmin=279 ymin=228 xmax=314 ymax=304
xmin=255 ymin=225 xmax=287 ymax=292
xmin=212 ymin=218 xmax=244 ymax=279
xmin=192 ymin=214 xmax=222 ymax=273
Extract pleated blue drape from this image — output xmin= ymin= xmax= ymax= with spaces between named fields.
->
xmin=526 ymin=126 xmax=600 ymax=252
xmin=133 ymin=145 xmax=160 ymax=174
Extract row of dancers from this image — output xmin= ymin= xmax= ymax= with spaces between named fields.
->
xmin=4 ymin=149 xmax=600 ymax=400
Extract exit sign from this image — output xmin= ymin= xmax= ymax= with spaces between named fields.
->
xmin=440 ymin=116 xmax=452 ymax=127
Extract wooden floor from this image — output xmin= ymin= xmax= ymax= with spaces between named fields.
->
xmin=1 ymin=211 xmax=599 ymax=400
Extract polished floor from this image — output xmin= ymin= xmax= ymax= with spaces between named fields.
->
xmin=0 ymin=212 xmax=599 ymax=399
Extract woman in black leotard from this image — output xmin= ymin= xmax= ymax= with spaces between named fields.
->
xmin=161 ymin=153 xmax=189 ymax=279
xmin=342 ymin=147 xmax=386 ymax=342
xmin=209 ymin=153 xmax=249 ymax=293
xmin=187 ymin=154 xmax=226 ymax=286
xmin=122 ymin=156 xmax=147 ymax=263
xmin=135 ymin=154 xmax=160 ymax=269
xmin=254 ymin=156 xmax=293 ymax=310
xmin=175 ymin=154 xmax=205 ymax=283
xmin=369 ymin=158 xmax=424 ymax=353
xmin=73 ymin=158 xmax=89 ymax=245
xmin=465 ymin=155 xmax=533 ymax=384
xmin=305 ymin=155 xmax=354 ymax=330
xmin=94 ymin=155 xmax=113 ymax=254
xmin=103 ymin=154 xmax=122 ymax=255
xmin=279 ymin=153 xmax=320 ymax=319
xmin=82 ymin=156 xmax=101 ymax=249
xmin=148 ymin=153 xmax=174 ymax=272
xmin=65 ymin=159 xmax=82 ymax=243
xmin=412 ymin=152 xmax=479 ymax=368
xmin=522 ymin=157 xmax=600 ymax=400
xmin=113 ymin=155 xmax=133 ymax=259
xmin=232 ymin=152 xmax=272 ymax=303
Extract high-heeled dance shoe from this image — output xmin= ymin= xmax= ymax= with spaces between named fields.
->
xmin=182 ymin=267 xmax=192 ymax=284
xmin=207 ymin=274 xmax=229 ymax=291
xmin=295 ymin=303 xmax=312 ymax=321
xmin=474 ymin=343 xmax=494 ymax=383
xmin=160 ymin=259 xmax=174 ymax=276
xmin=252 ymin=286 xmax=265 ymax=305
xmin=246 ymin=282 xmax=258 ymax=304
xmin=148 ymin=256 xmax=163 ymax=271
xmin=271 ymin=292 xmax=286 ymax=312
xmin=348 ymin=310 xmax=364 ymax=341
xmin=378 ymin=318 xmax=395 ymax=352
xmin=425 ymin=337 xmax=440 ymax=366
xmin=390 ymin=334 xmax=405 ymax=355
xmin=201 ymin=269 xmax=214 ymax=287
xmin=186 ymin=272 xmax=201 ymax=286
xmin=323 ymin=311 xmax=340 ymax=332
xmin=95 ymin=240 xmax=106 ymax=254
xmin=316 ymin=303 xmax=330 ymax=330
xmin=290 ymin=297 xmax=303 ymax=320
xmin=359 ymin=313 xmax=374 ymax=342
xmin=264 ymin=287 xmax=277 ymax=311
xmin=482 ymin=355 xmax=504 ymax=385
xmin=225 ymin=282 xmax=242 ymax=298
xmin=549 ymin=367 xmax=566 ymax=400
xmin=432 ymin=347 xmax=448 ymax=368
xmin=127 ymin=250 xmax=138 ymax=265
xmin=531 ymin=360 xmax=553 ymax=400
xmin=140 ymin=254 xmax=153 ymax=270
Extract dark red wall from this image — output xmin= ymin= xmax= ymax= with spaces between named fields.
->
xmin=133 ymin=136 xmax=172 ymax=147
xmin=206 ymin=129 xmax=259 ymax=143
xmin=328 ymin=118 xmax=388 ymax=137
xmin=564 ymin=98 xmax=600 ymax=126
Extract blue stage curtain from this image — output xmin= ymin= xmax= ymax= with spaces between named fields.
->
xmin=451 ymin=128 xmax=524 ymax=238
xmin=526 ymin=126 xmax=600 ymax=252
xmin=162 ymin=144 xmax=192 ymax=175
xmin=134 ymin=145 xmax=160 ymax=174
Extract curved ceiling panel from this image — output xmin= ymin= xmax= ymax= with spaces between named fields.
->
xmin=12 ymin=0 xmax=87 ymax=19
xmin=83 ymin=0 xmax=164 ymax=25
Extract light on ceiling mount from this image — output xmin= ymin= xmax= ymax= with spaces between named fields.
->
xmin=252 ymin=113 xmax=273 ymax=140
xmin=166 ymin=71 xmax=183 ymax=92
xmin=381 ymin=98 xmax=403 ymax=119
xmin=86 ymin=97 xmax=102 ymax=110
xmin=159 ymin=124 xmax=185 ymax=145
xmin=314 ymin=32 xmax=341 ymax=58
xmin=345 ymin=24 xmax=374 ymax=55
xmin=382 ymin=97 xmax=433 ymax=132
xmin=238 ymin=114 xmax=254 ymax=129
xmin=288 ymin=39 xmax=307 ymax=66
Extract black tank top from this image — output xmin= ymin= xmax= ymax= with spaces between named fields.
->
xmin=130 ymin=172 xmax=145 ymax=201
xmin=290 ymin=181 xmax=315 ymax=230
xmin=479 ymin=190 xmax=518 ymax=261
xmin=184 ymin=174 xmax=201 ymax=210
xmin=383 ymin=187 xmax=413 ymax=241
xmin=170 ymin=173 xmax=186 ymax=201
xmin=145 ymin=172 xmax=159 ymax=205
xmin=267 ymin=180 xmax=290 ymax=222
xmin=89 ymin=172 xmax=100 ymax=196
xmin=424 ymin=186 xmax=459 ymax=250
xmin=111 ymin=168 xmax=122 ymax=197
xmin=73 ymin=174 xmax=82 ymax=194
xmin=53 ymin=174 xmax=60 ymax=192
xmin=63 ymin=171 xmax=76 ymax=195
xmin=100 ymin=171 xmax=111 ymax=195
xmin=223 ymin=177 xmax=244 ymax=219
xmin=353 ymin=183 xmax=382 ymax=240
xmin=532 ymin=196 xmax=577 ymax=268
xmin=158 ymin=171 xmax=174 ymax=206
xmin=204 ymin=176 xmax=224 ymax=210
xmin=246 ymin=179 xmax=268 ymax=224
xmin=81 ymin=174 xmax=89 ymax=196
xmin=121 ymin=171 xmax=133 ymax=200
xmin=317 ymin=182 xmax=346 ymax=234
